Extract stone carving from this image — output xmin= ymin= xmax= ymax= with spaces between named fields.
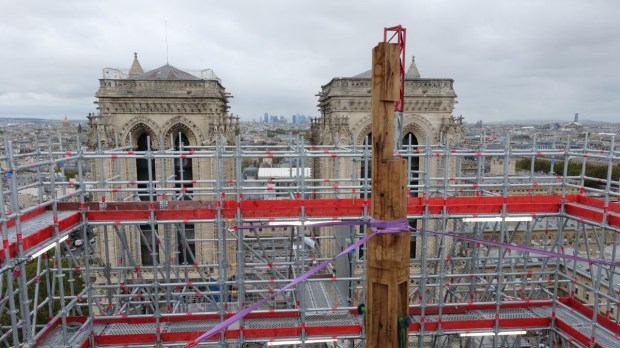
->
xmin=121 ymin=117 xmax=162 ymax=148
xmin=164 ymin=122 xmax=198 ymax=148
xmin=161 ymin=116 xmax=203 ymax=147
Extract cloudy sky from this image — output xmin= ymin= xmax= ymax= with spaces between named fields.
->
xmin=0 ymin=0 xmax=618 ymax=123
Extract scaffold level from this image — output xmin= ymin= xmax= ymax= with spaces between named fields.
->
xmin=1 ymin=135 xmax=619 ymax=347
xmin=35 ymin=299 xmax=620 ymax=348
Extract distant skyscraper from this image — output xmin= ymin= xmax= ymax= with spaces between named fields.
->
xmin=574 ymin=113 xmax=579 ymax=123
xmin=264 ymin=112 xmax=269 ymax=123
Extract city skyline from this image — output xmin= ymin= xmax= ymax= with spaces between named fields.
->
xmin=1 ymin=0 xmax=619 ymax=123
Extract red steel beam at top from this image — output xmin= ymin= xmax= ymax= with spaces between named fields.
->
xmin=51 ymin=194 xmax=620 ymax=229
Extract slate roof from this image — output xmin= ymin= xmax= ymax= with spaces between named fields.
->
xmin=351 ymin=56 xmax=421 ymax=79
xmin=136 ymin=64 xmax=199 ymax=80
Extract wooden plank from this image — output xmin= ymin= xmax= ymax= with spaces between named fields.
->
xmin=366 ymin=42 xmax=410 ymax=348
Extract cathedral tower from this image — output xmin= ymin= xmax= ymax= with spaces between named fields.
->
xmin=87 ymin=53 xmax=239 ymax=267
xmin=311 ymin=56 xmax=463 ymax=257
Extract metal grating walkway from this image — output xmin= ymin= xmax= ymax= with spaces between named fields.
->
xmin=1 ymin=209 xmax=81 ymax=262
xmin=37 ymin=298 xmax=620 ymax=347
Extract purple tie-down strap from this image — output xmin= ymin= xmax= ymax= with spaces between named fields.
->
xmin=186 ymin=219 xmax=404 ymax=347
xmin=422 ymin=229 xmax=620 ymax=267
xmin=370 ymin=217 xmax=410 ymax=233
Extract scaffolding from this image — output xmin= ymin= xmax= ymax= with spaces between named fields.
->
xmin=0 ymin=132 xmax=619 ymax=348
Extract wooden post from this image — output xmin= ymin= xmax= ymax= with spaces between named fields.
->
xmin=365 ymin=42 xmax=410 ymax=348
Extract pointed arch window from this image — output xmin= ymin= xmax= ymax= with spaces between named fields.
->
xmin=402 ymin=132 xmax=420 ymax=259
xmin=402 ymin=132 xmax=419 ymax=196
xmin=135 ymin=132 xmax=158 ymax=266
xmin=173 ymin=132 xmax=195 ymax=264
xmin=360 ymin=133 xmax=372 ymax=199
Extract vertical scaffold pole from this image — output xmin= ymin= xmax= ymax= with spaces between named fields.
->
xmin=6 ymin=140 xmax=33 ymax=343
xmin=366 ymin=42 xmax=410 ymax=348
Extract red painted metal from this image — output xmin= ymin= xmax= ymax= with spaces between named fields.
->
xmin=564 ymin=297 xmax=620 ymax=336
xmin=555 ymin=319 xmax=601 ymax=348
xmin=55 ymin=298 xmax=620 ymax=346
xmin=0 ymin=207 xmax=46 ymax=231
xmin=577 ymin=195 xmax=620 ymax=213
xmin=58 ymin=194 xmax=618 ymax=229
xmin=0 ymin=211 xmax=80 ymax=262
xmin=31 ymin=195 xmax=620 ymax=345
xmin=408 ymin=299 xmax=554 ymax=315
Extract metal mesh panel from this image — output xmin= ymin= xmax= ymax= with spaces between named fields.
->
xmin=243 ymin=317 xmax=300 ymax=329
xmin=305 ymin=313 xmax=358 ymax=326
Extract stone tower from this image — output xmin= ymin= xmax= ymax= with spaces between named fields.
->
xmin=311 ymin=56 xmax=463 ymax=257
xmin=87 ymin=53 xmax=238 ymax=150
xmin=313 ymin=55 xmax=461 ymax=159
xmin=86 ymin=53 xmax=239 ymax=268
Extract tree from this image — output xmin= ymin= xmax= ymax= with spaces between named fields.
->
xmin=516 ymin=158 xmax=620 ymax=188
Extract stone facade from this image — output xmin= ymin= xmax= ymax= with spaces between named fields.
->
xmin=86 ymin=54 xmax=239 ymax=268
xmin=312 ymin=57 xmax=462 ymax=149
xmin=311 ymin=57 xmax=464 ymax=257
xmin=87 ymin=54 xmax=238 ymax=150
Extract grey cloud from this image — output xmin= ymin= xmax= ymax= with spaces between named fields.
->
xmin=0 ymin=0 xmax=618 ymax=122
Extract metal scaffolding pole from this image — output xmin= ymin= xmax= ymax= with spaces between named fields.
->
xmin=1 ymin=126 xmax=620 ymax=347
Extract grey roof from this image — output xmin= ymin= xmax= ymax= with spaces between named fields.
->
xmin=351 ymin=70 xmax=372 ymax=78
xmin=351 ymin=56 xmax=421 ymax=79
xmin=136 ymin=64 xmax=199 ymax=80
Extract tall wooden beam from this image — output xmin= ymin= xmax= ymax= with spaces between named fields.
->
xmin=365 ymin=42 xmax=410 ymax=348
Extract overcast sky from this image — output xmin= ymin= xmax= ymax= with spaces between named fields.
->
xmin=1 ymin=0 xmax=618 ymax=123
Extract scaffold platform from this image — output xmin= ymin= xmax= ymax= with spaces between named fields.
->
xmin=1 ymin=136 xmax=619 ymax=347
xmin=36 ymin=298 xmax=620 ymax=347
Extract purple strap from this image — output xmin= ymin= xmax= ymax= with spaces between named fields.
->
xmin=187 ymin=218 xmax=617 ymax=347
xmin=186 ymin=218 xmax=404 ymax=347
xmin=370 ymin=217 xmax=409 ymax=233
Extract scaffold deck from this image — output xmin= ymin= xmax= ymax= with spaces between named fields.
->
xmin=0 ymin=209 xmax=81 ymax=262
xmin=36 ymin=298 xmax=620 ymax=348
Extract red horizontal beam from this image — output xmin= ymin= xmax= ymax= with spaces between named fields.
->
xmin=556 ymin=319 xmax=601 ymax=348
xmin=0 ymin=207 xmax=47 ymax=231
xmin=564 ymin=297 xmax=620 ymax=336
xmin=410 ymin=317 xmax=551 ymax=333
xmin=60 ymin=297 xmax=620 ymax=347
xmin=75 ymin=194 xmax=620 ymax=229
xmin=93 ymin=324 xmax=359 ymax=345
xmin=0 ymin=211 xmax=81 ymax=263
xmin=408 ymin=299 xmax=554 ymax=315
xmin=73 ymin=195 xmax=584 ymax=222
xmin=577 ymin=195 xmax=620 ymax=214
xmin=565 ymin=203 xmax=620 ymax=228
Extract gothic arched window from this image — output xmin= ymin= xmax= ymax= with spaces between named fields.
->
xmin=135 ymin=131 xmax=159 ymax=266
xmin=402 ymin=132 xmax=419 ymax=196
xmin=172 ymin=131 xmax=195 ymax=265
